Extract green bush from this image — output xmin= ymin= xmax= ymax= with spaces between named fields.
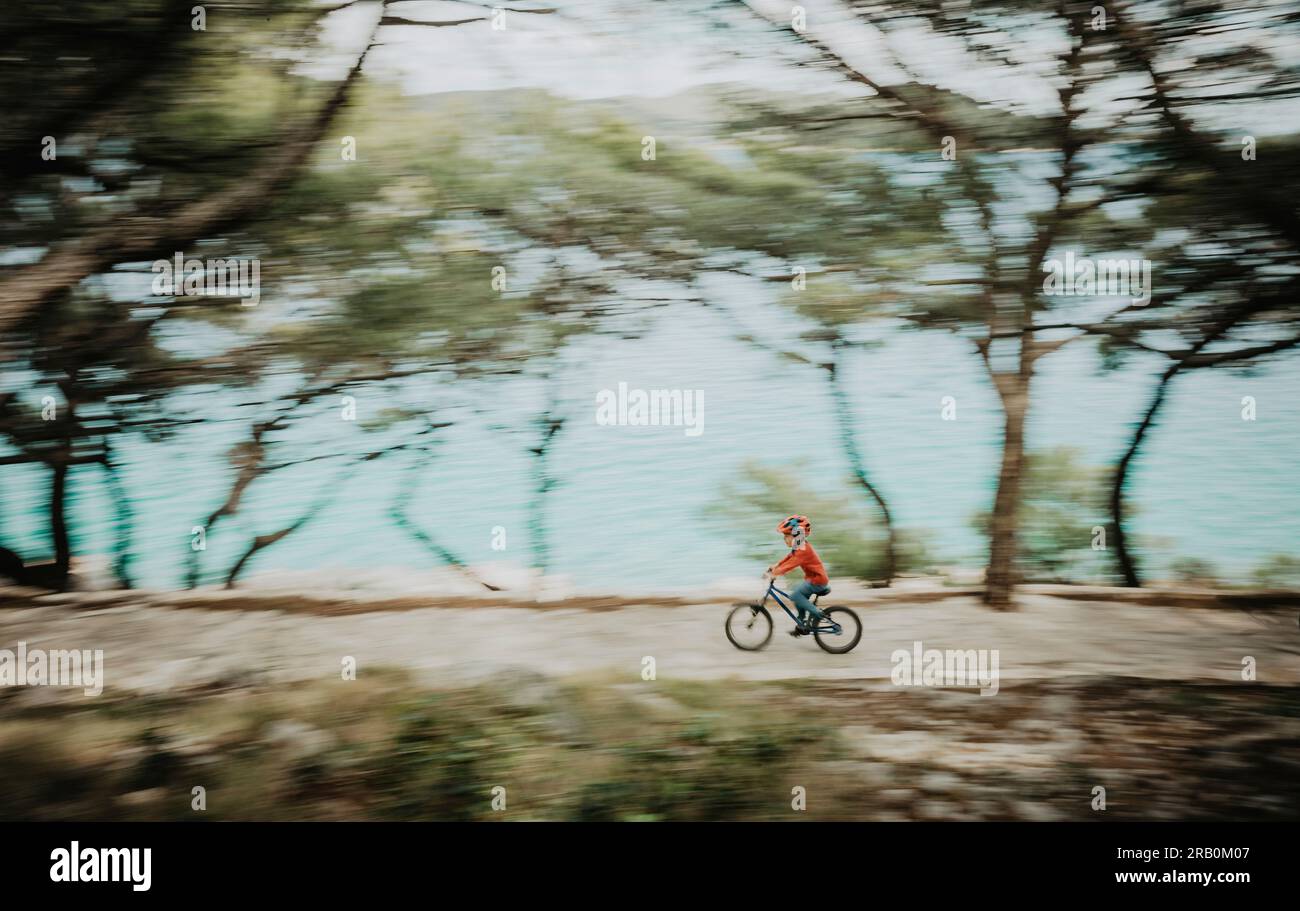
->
xmin=708 ymin=459 xmax=934 ymax=581
xmin=1251 ymin=554 xmax=1300 ymax=590
xmin=972 ymin=447 xmax=1117 ymax=583
xmin=367 ymin=695 xmax=497 ymax=821
xmin=1169 ymin=557 xmax=1220 ymax=587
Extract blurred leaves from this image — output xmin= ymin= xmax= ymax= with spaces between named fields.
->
xmin=972 ymin=447 xmax=1116 ymax=584
xmin=708 ymin=459 xmax=935 ymax=581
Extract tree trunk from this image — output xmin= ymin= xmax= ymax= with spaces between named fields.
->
xmin=102 ymin=452 xmax=136 ymax=589
xmin=223 ymin=456 xmax=361 ymax=588
xmin=984 ymin=379 xmax=1029 ymax=610
xmin=826 ymin=344 xmax=897 ymax=584
xmin=49 ymin=458 xmax=71 ymax=589
xmin=528 ymin=444 xmax=555 ymax=590
xmin=528 ymin=387 xmax=565 ymax=596
xmin=0 ymin=7 xmax=385 ymax=333
xmin=388 ymin=450 xmax=501 ymax=592
xmin=1110 ymin=375 xmax=1174 ymax=587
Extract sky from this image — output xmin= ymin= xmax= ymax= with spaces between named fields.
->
xmin=312 ymin=0 xmax=1300 ymax=134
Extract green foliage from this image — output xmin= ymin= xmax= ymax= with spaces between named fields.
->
xmin=1168 ymin=557 xmax=1220 ymax=588
xmin=572 ymin=725 xmax=820 ymax=822
xmin=783 ymin=274 xmax=897 ymax=329
xmin=972 ymin=448 xmax=1116 ymax=583
xmin=369 ymin=695 xmax=496 ymax=822
xmin=708 ymin=459 xmax=934 ymax=581
xmin=1252 ymin=554 xmax=1300 ymax=590
xmin=5 ymin=0 xmax=1300 ymax=591
xmin=0 ymin=672 xmax=838 ymax=822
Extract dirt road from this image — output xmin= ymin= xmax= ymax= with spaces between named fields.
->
xmin=1 ymin=589 xmax=1296 ymax=697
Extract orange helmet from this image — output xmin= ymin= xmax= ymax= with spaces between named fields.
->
xmin=778 ymin=515 xmax=811 ymax=537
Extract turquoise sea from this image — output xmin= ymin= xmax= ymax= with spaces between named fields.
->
xmin=2 ymin=283 xmax=1296 ymax=593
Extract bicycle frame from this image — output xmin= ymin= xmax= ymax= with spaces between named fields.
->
xmin=762 ymin=581 xmax=840 ymax=633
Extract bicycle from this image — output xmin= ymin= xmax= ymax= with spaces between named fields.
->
xmin=725 ymin=580 xmax=862 ymax=654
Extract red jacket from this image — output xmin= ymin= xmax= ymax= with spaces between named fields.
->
xmin=771 ymin=543 xmax=829 ymax=587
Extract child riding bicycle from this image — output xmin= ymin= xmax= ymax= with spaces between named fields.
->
xmin=764 ymin=514 xmax=830 ymax=636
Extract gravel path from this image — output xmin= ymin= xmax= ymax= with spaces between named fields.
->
xmin=1 ymin=591 xmax=1296 ymax=698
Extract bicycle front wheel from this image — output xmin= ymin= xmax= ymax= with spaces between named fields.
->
xmin=725 ymin=603 xmax=773 ymax=651
xmin=814 ymin=606 xmax=862 ymax=654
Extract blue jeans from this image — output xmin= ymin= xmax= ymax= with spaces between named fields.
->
xmin=791 ymin=581 xmax=830 ymax=625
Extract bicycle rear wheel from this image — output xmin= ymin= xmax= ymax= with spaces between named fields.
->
xmin=813 ymin=606 xmax=862 ymax=654
xmin=725 ymin=603 xmax=773 ymax=651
